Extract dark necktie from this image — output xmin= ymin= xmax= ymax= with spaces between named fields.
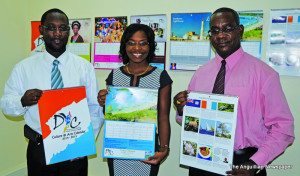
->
xmin=212 ymin=59 xmax=226 ymax=94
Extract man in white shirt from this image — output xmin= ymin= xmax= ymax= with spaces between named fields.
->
xmin=1 ymin=8 xmax=104 ymax=176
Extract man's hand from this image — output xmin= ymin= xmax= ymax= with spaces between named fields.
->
xmin=173 ymin=90 xmax=190 ymax=116
xmin=21 ymin=89 xmax=43 ymax=107
xmin=226 ymin=161 xmax=258 ymax=176
xmin=97 ymin=89 xmax=108 ymax=107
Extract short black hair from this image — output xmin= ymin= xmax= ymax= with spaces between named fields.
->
xmin=211 ymin=7 xmax=240 ymax=26
xmin=72 ymin=21 xmax=81 ymax=29
xmin=41 ymin=8 xmax=69 ymax=25
xmin=119 ymin=24 xmax=156 ymax=64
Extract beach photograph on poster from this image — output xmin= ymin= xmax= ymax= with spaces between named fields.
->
xmin=105 ymin=86 xmax=158 ymax=123
xmin=94 ymin=16 xmax=127 ymax=42
xmin=199 ymin=119 xmax=215 ymax=136
xmin=183 ymin=140 xmax=197 ymax=157
xmin=184 ymin=116 xmax=199 ymax=133
xmin=69 ymin=19 xmax=92 ymax=43
xmin=239 ymin=11 xmax=263 ymax=41
xmin=197 ymin=144 xmax=213 ymax=161
xmin=170 ymin=13 xmax=211 ymax=42
xmin=216 ymin=121 xmax=233 ymax=139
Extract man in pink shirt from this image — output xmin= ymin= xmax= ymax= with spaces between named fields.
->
xmin=174 ymin=7 xmax=294 ymax=176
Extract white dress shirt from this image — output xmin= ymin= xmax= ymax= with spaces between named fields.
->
xmin=1 ymin=51 xmax=104 ymax=138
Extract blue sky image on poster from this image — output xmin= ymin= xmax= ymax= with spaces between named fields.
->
xmin=171 ymin=13 xmax=211 ymax=41
xmin=105 ymin=86 xmax=158 ymax=123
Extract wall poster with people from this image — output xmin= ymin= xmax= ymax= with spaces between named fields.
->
xmin=31 ymin=19 xmax=92 ymax=62
xmin=130 ymin=14 xmax=167 ymax=70
xmin=68 ymin=18 xmax=92 ymax=62
xmin=94 ymin=16 xmax=128 ymax=69
xmin=266 ymin=8 xmax=300 ymax=76
xmin=180 ymin=92 xmax=238 ymax=175
xmin=169 ymin=13 xmax=212 ymax=71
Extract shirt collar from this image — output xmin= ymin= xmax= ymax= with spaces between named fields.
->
xmin=44 ymin=50 xmax=68 ymax=66
xmin=215 ymin=47 xmax=244 ymax=70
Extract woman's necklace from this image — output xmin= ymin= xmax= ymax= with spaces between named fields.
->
xmin=126 ymin=64 xmax=150 ymax=76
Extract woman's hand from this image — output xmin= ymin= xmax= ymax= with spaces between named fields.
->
xmin=141 ymin=148 xmax=169 ymax=165
xmin=173 ymin=90 xmax=190 ymax=116
xmin=97 ymin=89 xmax=108 ymax=107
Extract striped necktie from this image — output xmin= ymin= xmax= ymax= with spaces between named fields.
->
xmin=212 ymin=59 xmax=226 ymax=94
xmin=51 ymin=60 xmax=64 ymax=89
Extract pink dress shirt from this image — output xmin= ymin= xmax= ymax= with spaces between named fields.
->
xmin=176 ymin=47 xmax=294 ymax=166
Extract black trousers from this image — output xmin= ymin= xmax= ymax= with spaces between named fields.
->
xmin=189 ymin=147 xmax=267 ymax=176
xmin=27 ymin=140 xmax=88 ymax=176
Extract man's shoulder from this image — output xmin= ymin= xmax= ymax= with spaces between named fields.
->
xmin=14 ymin=53 xmax=43 ymax=68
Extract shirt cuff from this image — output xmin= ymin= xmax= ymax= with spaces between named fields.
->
xmin=17 ymin=96 xmax=28 ymax=114
xmin=250 ymin=149 xmax=269 ymax=166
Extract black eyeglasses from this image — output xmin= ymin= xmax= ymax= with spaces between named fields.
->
xmin=208 ymin=25 xmax=240 ymax=36
xmin=126 ymin=41 xmax=149 ymax=47
xmin=42 ymin=25 xmax=70 ymax=33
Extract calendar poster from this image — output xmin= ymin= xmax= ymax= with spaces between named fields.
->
xmin=67 ymin=18 xmax=92 ymax=62
xmin=31 ymin=21 xmax=44 ymax=55
xmin=94 ymin=16 xmax=128 ymax=69
xmin=266 ymin=9 xmax=300 ymax=76
xmin=239 ymin=10 xmax=264 ymax=59
xmin=169 ymin=13 xmax=212 ymax=71
xmin=103 ymin=86 xmax=158 ymax=160
xmin=38 ymin=87 xmax=96 ymax=165
xmin=180 ymin=91 xmax=238 ymax=175
xmin=130 ymin=14 xmax=168 ymax=70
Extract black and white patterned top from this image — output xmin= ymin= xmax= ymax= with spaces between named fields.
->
xmin=105 ymin=66 xmax=172 ymax=176
xmin=106 ymin=66 xmax=172 ymax=89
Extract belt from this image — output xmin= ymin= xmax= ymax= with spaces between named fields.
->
xmin=24 ymin=124 xmax=43 ymax=144
xmin=234 ymin=147 xmax=258 ymax=155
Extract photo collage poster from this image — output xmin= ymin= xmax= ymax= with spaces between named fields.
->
xmin=180 ymin=91 xmax=239 ymax=175
xmin=131 ymin=14 xmax=167 ymax=70
xmin=266 ymin=9 xmax=300 ymax=76
xmin=93 ymin=16 xmax=127 ymax=69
